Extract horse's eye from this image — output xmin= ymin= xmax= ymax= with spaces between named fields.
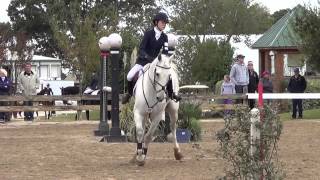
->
xmin=156 ymin=72 xmax=160 ymax=77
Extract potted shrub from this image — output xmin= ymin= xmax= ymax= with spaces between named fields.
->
xmin=177 ymin=102 xmax=202 ymax=142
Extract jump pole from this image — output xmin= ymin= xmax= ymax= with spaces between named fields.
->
xmin=94 ymin=36 xmax=110 ymax=136
xmin=105 ymin=33 xmax=127 ymax=142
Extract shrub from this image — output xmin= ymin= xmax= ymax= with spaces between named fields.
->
xmin=216 ymin=105 xmax=284 ymax=179
xmin=177 ymin=102 xmax=202 ymax=141
xmin=119 ymin=100 xmax=135 ymax=141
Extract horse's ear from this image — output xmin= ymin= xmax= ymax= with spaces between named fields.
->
xmin=158 ymin=54 xmax=162 ymax=61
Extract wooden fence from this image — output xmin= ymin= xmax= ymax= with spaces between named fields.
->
xmin=0 ymin=94 xmax=248 ymax=115
xmin=0 ymin=95 xmax=101 ymax=112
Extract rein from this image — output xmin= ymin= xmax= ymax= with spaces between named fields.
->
xmin=142 ymin=61 xmax=171 ymax=113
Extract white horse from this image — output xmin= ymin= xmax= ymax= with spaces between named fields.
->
xmin=133 ymin=54 xmax=182 ymax=166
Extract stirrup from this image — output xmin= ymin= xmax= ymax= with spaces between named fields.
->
xmin=172 ymin=94 xmax=182 ymax=102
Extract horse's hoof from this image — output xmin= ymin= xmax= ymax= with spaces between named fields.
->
xmin=136 ymin=149 xmax=146 ymax=166
xmin=174 ymin=148 xmax=183 ymax=160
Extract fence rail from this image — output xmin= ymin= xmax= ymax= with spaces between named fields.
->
xmin=0 ymin=95 xmax=100 ymax=102
xmin=0 ymin=105 xmax=102 ymax=112
xmin=0 ymin=94 xmax=249 ymax=112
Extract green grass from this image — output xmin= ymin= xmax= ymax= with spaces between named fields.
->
xmin=279 ymin=109 xmax=320 ymax=120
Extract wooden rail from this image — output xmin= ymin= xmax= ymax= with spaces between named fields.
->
xmin=0 ymin=95 xmax=100 ymax=101
xmin=0 ymin=105 xmax=103 ymax=112
xmin=0 ymin=94 xmax=248 ymax=112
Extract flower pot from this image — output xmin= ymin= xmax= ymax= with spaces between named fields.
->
xmin=176 ymin=128 xmax=191 ymax=143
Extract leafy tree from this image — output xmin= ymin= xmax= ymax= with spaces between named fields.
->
xmin=8 ymin=0 xmax=63 ymax=57
xmin=174 ymin=37 xmax=199 ymax=85
xmin=192 ymin=40 xmax=233 ymax=87
xmin=0 ymin=23 xmax=12 ymax=63
xmin=294 ymin=4 xmax=320 ymax=71
xmin=161 ymin=0 xmax=271 ymax=87
xmin=272 ymin=8 xmax=290 ymax=24
xmin=8 ymin=0 xmax=159 ymax=91
xmin=163 ymin=0 xmax=272 ymax=41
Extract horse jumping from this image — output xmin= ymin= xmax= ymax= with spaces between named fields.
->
xmin=133 ymin=54 xmax=182 ymax=166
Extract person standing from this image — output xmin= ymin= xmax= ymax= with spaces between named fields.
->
xmin=260 ymin=71 xmax=273 ymax=105
xmin=0 ymin=69 xmax=11 ymax=123
xmin=287 ymin=68 xmax=307 ymax=119
xmin=221 ymin=75 xmax=235 ymax=115
xmin=260 ymin=71 xmax=273 ymax=93
xmin=17 ymin=63 xmax=40 ymax=121
xmin=230 ymin=54 xmax=249 ymax=103
xmin=247 ymin=61 xmax=259 ymax=109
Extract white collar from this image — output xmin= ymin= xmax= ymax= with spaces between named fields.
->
xmin=154 ymin=27 xmax=162 ymax=40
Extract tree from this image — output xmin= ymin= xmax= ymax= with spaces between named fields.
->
xmin=174 ymin=37 xmax=199 ymax=85
xmin=8 ymin=0 xmax=63 ymax=57
xmin=272 ymin=8 xmax=290 ymax=24
xmin=0 ymin=23 xmax=12 ymax=63
xmin=160 ymin=0 xmax=271 ymax=87
xmin=0 ymin=22 xmax=33 ymax=91
xmin=8 ymin=0 xmax=159 ymax=91
xmin=163 ymin=0 xmax=272 ymax=41
xmin=192 ymin=40 xmax=233 ymax=87
xmin=294 ymin=4 xmax=320 ymax=71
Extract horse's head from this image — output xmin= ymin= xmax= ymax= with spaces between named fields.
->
xmin=149 ymin=54 xmax=173 ymax=101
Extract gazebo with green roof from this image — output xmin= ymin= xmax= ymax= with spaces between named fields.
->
xmin=252 ymin=5 xmax=305 ymax=92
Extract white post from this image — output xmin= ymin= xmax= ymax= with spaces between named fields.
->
xmin=269 ymin=51 xmax=275 ymax=75
xmin=250 ymin=108 xmax=260 ymax=156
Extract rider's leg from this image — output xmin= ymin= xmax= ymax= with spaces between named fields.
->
xmin=122 ymin=64 xmax=143 ymax=104
xmin=167 ymin=79 xmax=181 ymax=101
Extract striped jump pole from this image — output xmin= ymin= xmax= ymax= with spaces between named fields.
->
xmin=94 ymin=36 xmax=111 ymax=136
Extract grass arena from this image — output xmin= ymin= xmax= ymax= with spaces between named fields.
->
xmin=1 ymin=119 xmax=320 ymax=180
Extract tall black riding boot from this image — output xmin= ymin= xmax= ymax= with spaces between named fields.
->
xmin=122 ymin=81 xmax=134 ymax=104
xmin=167 ymin=79 xmax=181 ymax=102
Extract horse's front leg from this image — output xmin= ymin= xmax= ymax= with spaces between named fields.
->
xmin=166 ymin=102 xmax=183 ymax=160
xmin=134 ymin=111 xmax=146 ymax=166
xmin=143 ymin=112 xmax=164 ymax=157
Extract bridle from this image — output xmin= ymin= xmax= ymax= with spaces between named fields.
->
xmin=142 ymin=59 xmax=171 ymax=112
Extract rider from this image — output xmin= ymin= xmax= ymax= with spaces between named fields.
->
xmin=122 ymin=12 xmax=181 ymax=104
xmin=43 ymin=83 xmax=54 ymax=95
xmin=84 ymin=72 xmax=99 ymax=94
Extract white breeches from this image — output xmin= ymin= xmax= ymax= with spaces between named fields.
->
xmin=127 ymin=64 xmax=144 ymax=81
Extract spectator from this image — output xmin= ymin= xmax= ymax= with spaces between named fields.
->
xmin=230 ymin=54 xmax=249 ymax=103
xmin=221 ymin=75 xmax=235 ymax=115
xmin=260 ymin=71 xmax=273 ymax=105
xmin=0 ymin=69 xmax=11 ymax=123
xmin=17 ymin=63 xmax=40 ymax=121
xmin=41 ymin=83 xmax=54 ymax=96
xmin=287 ymin=68 xmax=307 ymax=119
xmin=44 ymin=83 xmax=55 ymax=115
xmin=247 ymin=61 xmax=259 ymax=109
xmin=84 ymin=72 xmax=99 ymax=95
xmin=260 ymin=71 xmax=273 ymax=93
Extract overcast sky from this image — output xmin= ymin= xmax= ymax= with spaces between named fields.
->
xmin=0 ymin=0 xmax=318 ymax=23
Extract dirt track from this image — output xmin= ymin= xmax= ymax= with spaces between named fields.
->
xmin=0 ymin=120 xmax=319 ymax=180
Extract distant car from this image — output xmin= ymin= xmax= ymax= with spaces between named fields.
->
xmin=179 ymin=85 xmax=210 ymax=95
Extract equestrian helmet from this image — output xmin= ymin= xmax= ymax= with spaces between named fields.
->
xmin=153 ymin=12 xmax=169 ymax=24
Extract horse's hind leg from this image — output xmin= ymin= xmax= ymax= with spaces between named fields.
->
xmin=134 ymin=112 xmax=146 ymax=166
xmin=166 ymin=102 xmax=183 ymax=160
